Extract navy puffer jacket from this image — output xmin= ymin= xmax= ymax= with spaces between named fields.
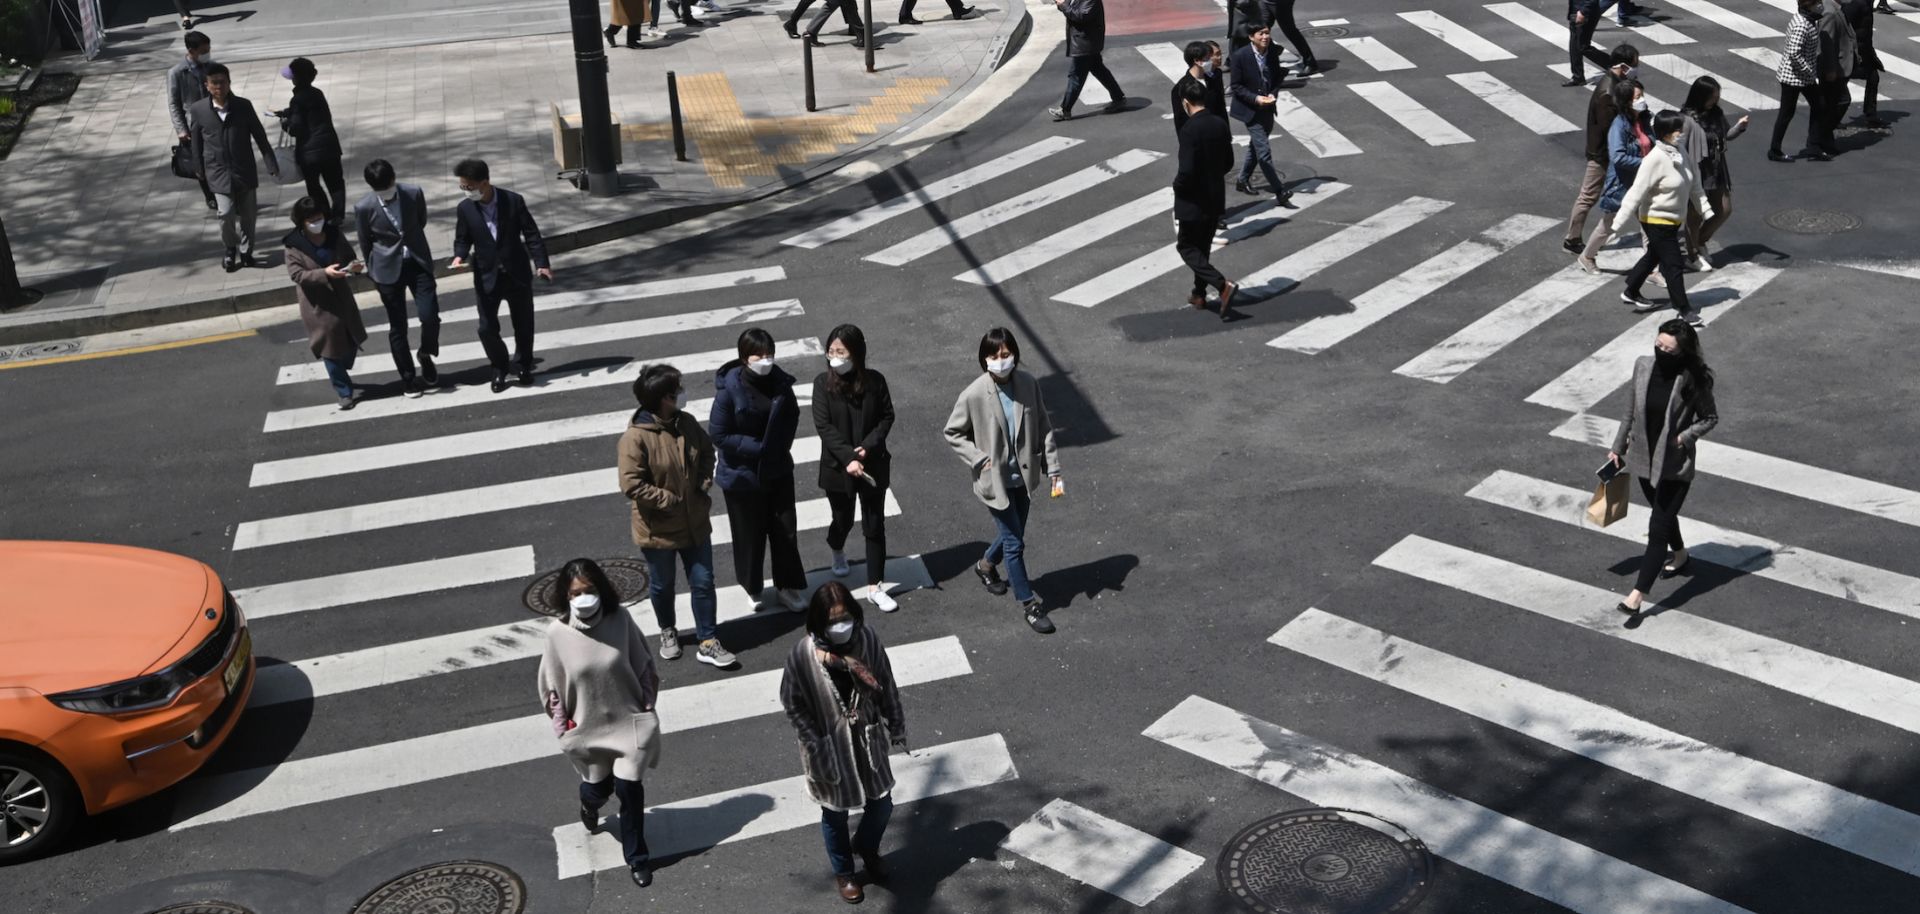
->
xmin=710 ymin=360 xmax=800 ymax=492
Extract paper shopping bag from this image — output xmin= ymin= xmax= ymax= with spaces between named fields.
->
xmin=1586 ymin=473 xmax=1629 ymax=527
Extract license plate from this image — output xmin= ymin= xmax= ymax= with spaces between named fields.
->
xmin=222 ymin=629 xmax=252 ymax=694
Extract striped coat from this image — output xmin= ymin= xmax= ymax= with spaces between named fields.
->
xmin=778 ymin=627 xmax=908 ymax=812
xmin=1777 ymin=11 xmax=1820 ymax=86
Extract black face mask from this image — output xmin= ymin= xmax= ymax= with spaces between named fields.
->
xmin=1654 ymin=348 xmax=1685 ymax=372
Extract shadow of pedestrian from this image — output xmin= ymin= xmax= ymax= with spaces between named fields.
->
xmin=873 ymin=805 xmax=1013 ymax=913
xmin=1033 ymin=553 xmax=1138 ymax=612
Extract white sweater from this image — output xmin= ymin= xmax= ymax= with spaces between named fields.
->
xmin=1614 ymin=142 xmax=1713 ymax=232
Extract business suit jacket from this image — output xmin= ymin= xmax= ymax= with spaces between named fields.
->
xmin=943 ymin=370 xmax=1061 ymax=511
xmin=1171 ymin=71 xmax=1228 ymax=132
xmin=165 ymin=57 xmax=209 ymax=136
xmin=452 ymin=187 xmax=550 ymax=294
xmin=1059 ymin=0 xmax=1105 ymax=57
xmin=1229 ymin=43 xmax=1282 ymax=125
xmin=811 ymin=369 xmax=895 ymax=494
xmin=355 ymin=183 xmax=435 ymax=286
xmin=187 ymin=95 xmax=275 ymax=195
xmin=1174 ymin=110 xmax=1233 ymax=221
xmin=1609 ymin=356 xmax=1719 ymax=485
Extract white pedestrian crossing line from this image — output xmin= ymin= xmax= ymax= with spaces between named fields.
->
xmin=1400 ymin=10 xmax=1516 ymax=61
xmin=1336 ymin=36 xmax=1417 ymax=72
xmin=1745 ymin=42 xmax=1920 ymax=89
xmin=1641 ymin=53 xmax=1777 ymax=110
xmin=1308 ymin=18 xmax=1348 ymax=26
xmin=1550 ymin=413 xmax=1920 ymax=530
xmin=1486 ymin=2 xmax=1574 ymax=46
xmin=1050 ymin=180 xmax=1351 ymax=308
xmin=1449 ymin=71 xmax=1579 ymax=134
xmin=956 ymin=188 xmax=1173 ymax=287
xmin=1273 ymin=92 xmax=1363 ymax=157
xmin=247 ymin=557 xmax=936 ymax=708
xmin=173 ymin=636 xmax=974 ymax=830
xmin=1134 ymin=43 xmax=1190 ymax=82
xmin=1269 ymin=213 xmax=1556 ymax=354
xmin=260 ymin=337 xmax=824 ymax=432
xmin=1468 ymin=470 xmax=1920 ymax=621
xmin=1375 ymin=535 xmax=1920 ymax=736
xmin=358 ymin=267 xmax=789 ymax=337
xmin=280 ymin=299 xmax=806 ymax=386
xmin=1348 ymin=82 xmax=1474 ymax=145
xmin=1237 ymin=196 xmax=1455 ymax=299
xmin=781 ymin=136 xmax=1084 ymax=249
xmin=231 ymin=546 xmax=538 ymax=621
xmin=1273 ymin=609 xmax=1920 ymax=877
xmin=1145 ymin=697 xmax=1757 ymax=914
xmin=1393 ymin=262 xmax=1612 ymax=384
xmin=1001 ymin=799 xmax=1205 ymax=907
xmin=1658 ymin=0 xmax=1780 ymax=39
xmin=1623 ymin=19 xmax=1696 ymax=45
xmin=1543 ymin=65 xmax=1672 ymax=111
xmin=554 ymin=733 xmax=1019 ymax=878
xmin=1526 ymin=264 xmax=1781 ymax=412
xmin=863 ymin=149 xmax=1165 ymax=267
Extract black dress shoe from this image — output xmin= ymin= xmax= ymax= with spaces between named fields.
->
xmin=604 ymin=24 xmax=619 ymax=46
xmin=1562 ymin=75 xmax=1587 ymax=87
xmin=419 ymin=356 xmax=438 ymax=386
xmin=516 ymin=369 xmax=535 ymax=386
xmin=1767 ymin=150 xmax=1795 ymax=162
xmin=222 ymin=255 xmax=239 ymax=273
xmin=845 ymin=25 xmax=861 ymax=35
xmin=1234 ymin=179 xmax=1255 ymax=195
xmin=851 ymin=37 xmax=866 ymax=48
xmin=953 ymin=5 xmax=977 ymax=17
xmin=630 ymin=863 xmax=652 ymax=887
xmin=1275 ymin=188 xmax=1296 ymax=208
xmin=580 ymin=804 xmax=598 ymax=832
xmin=974 ymin=562 xmax=1009 ymax=595
xmin=899 ymin=14 xmax=923 ymax=22
xmin=785 ymin=18 xmax=800 ymax=37
xmin=806 ymin=33 xmax=827 ymax=45
xmin=626 ymin=34 xmax=644 ymax=47
xmin=1615 ymin=601 xmax=1639 ymax=615
xmin=1802 ymin=149 xmax=1834 ymax=162
xmin=238 ymin=252 xmax=258 ymax=268
xmin=490 ymin=373 xmax=510 ymax=394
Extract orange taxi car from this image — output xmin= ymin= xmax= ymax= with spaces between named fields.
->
xmin=0 ymin=541 xmax=253 ymax=862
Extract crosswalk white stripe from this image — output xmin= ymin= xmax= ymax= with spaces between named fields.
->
xmin=1525 ymin=263 xmax=1781 ymax=412
xmin=172 ymin=636 xmax=972 ymax=830
xmin=1145 ymin=696 xmax=1756 ymax=914
xmin=863 ymin=149 xmax=1166 ymax=267
xmin=1273 ymin=609 xmax=1920 ymax=876
xmin=1134 ymin=42 xmax=1190 ymax=82
xmin=781 ymin=136 xmax=1084 ymax=249
xmin=1269 ymin=213 xmax=1556 ymax=354
xmin=1745 ymin=42 xmax=1920 ymax=90
xmin=247 ymin=556 xmax=936 ymax=708
xmin=1549 ymin=413 xmax=1920 ymax=530
xmin=1050 ymin=180 xmax=1351 ymax=307
xmin=1543 ymin=65 xmax=1672 ymax=110
xmin=1237 ymin=196 xmax=1455 ymax=299
xmin=260 ymin=337 xmax=824 ymax=433
xmin=280 ymin=299 xmax=805 ymax=385
xmin=1348 ymin=82 xmax=1474 ymax=145
xmin=1001 ymin=799 xmax=1205 ymax=907
xmin=554 ymin=733 xmax=1019 ymax=878
xmin=1625 ymin=19 xmax=1697 ymax=45
xmin=1376 ymin=534 xmax=1920 ymax=735
xmin=956 ymin=188 xmax=1173 ymax=287
xmin=1449 ymin=71 xmax=1579 ymax=134
xmin=1336 ymin=36 xmax=1417 ymax=72
xmin=1641 ymin=54 xmax=1777 ymax=110
xmin=1273 ymin=92 xmax=1363 ymax=157
xmin=1399 ymin=10 xmax=1516 ymax=60
xmin=1468 ymin=470 xmax=1920 ymax=620
xmin=1658 ymin=0 xmax=1780 ymax=38
xmin=1393 ymin=262 xmax=1612 ymax=384
xmin=232 ymin=546 xmax=537 ymax=620
xmin=358 ymin=267 xmax=789 ymax=337
xmin=1486 ymin=2 xmax=1574 ymax=45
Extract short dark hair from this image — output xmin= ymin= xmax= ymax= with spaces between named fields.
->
xmin=291 ymin=196 xmax=326 ymax=225
xmin=976 ymin=327 xmax=1020 ymax=372
xmin=454 ymin=158 xmax=490 ymax=183
xmin=286 ymin=57 xmax=316 ymax=84
xmin=633 ymin=363 xmax=683 ymax=413
xmin=1179 ymin=80 xmax=1210 ymax=106
xmin=1205 ymin=39 xmax=1221 ymax=51
xmin=550 ymin=558 xmax=620 ymax=619
xmin=1183 ymin=40 xmax=1209 ymax=66
xmin=736 ymin=327 xmax=775 ymax=361
xmin=203 ymin=62 xmax=230 ymax=81
xmin=805 ymin=581 xmax=864 ymax=642
xmin=364 ymin=159 xmax=396 ymax=189
xmin=1609 ymin=43 xmax=1639 ymax=68
xmin=1652 ymin=109 xmax=1686 ymax=139
xmin=184 ymin=30 xmax=209 ymax=51
xmin=1242 ymin=22 xmax=1269 ymax=41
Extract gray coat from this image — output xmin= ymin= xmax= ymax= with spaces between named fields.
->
xmin=1610 ymin=355 xmax=1719 ymax=485
xmin=165 ymin=57 xmax=209 ymax=137
xmin=1060 ymin=0 xmax=1106 ymax=57
xmin=354 ymin=183 xmax=435 ymax=286
xmin=779 ymin=628 xmax=906 ymax=813
xmin=943 ymin=369 xmax=1062 ymax=511
xmin=186 ymin=95 xmax=275 ymax=195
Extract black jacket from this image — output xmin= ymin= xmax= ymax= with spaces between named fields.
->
xmin=1174 ymin=111 xmax=1233 ymax=221
xmin=811 ymin=369 xmax=895 ymax=493
xmin=711 ymin=361 xmax=801 ymax=492
xmin=278 ymin=84 xmax=342 ymax=165
xmin=452 ymin=187 xmax=550 ymax=293
xmin=1059 ymin=0 xmax=1105 ymax=57
xmin=1171 ymin=70 xmax=1227 ymax=133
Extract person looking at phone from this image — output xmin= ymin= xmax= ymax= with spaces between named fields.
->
xmin=1605 ymin=320 xmax=1718 ymax=615
xmin=450 ymin=158 xmax=552 ymax=393
xmin=284 ymin=196 xmax=368 ymax=411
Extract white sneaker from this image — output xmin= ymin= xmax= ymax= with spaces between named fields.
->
xmin=1691 ymin=255 xmax=1714 ymax=272
xmin=831 ymin=551 xmax=850 ymax=577
xmin=698 ymin=0 xmax=720 ymax=9
xmin=778 ymin=587 xmax=809 ymax=612
xmin=866 ymin=586 xmax=898 ymax=613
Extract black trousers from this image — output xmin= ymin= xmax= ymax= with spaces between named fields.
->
xmin=826 ymin=483 xmax=888 ymax=587
xmin=1634 ymin=477 xmax=1691 ymax=594
xmin=1176 ymin=217 xmax=1227 ymax=296
xmin=1858 ymin=66 xmax=1881 ymax=118
xmin=900 ymin=0 xmax=967 ymax=18
xmin=1769 ymin=82 xmax=1832 ymax=154
xmin=790 ymin=0 xmax=857 ymax=29
xmin=1258 ymin=0 xmax=1316 ymax=66
xmin=723 ymin=477 xmax=808 ymax=595
xmin=806 ymin=0 xmax=863 ymax=36
xmin=474 ymin=272 xmax=536 ymax=374
xmin=1626 ymin=221 xmax=1691 ymax=314
xmin=377 ymin=259 xmax=441 ymax=378
xmin=1567 ymin=11 xmax=1600 ymax=79
xmin=580 ymin=777 xmax=649 ymax=868
xmin=1062 ymin=53 xmax=1124 ymax=112
xmin=301 ymin=156 xmax=347 ymax=225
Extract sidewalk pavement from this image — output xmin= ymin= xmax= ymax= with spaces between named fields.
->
xmin=0 ymin=0 xmax=1026 ymax=346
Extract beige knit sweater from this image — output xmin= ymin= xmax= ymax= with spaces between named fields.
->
xmin=536 ymin=608 xmax=662 ymax=783
xmin=1613 ymin=142 xmax=1714 ymax=232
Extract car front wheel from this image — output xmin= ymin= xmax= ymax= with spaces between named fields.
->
xmin=0 ymin=747 xmax=79 ymax=864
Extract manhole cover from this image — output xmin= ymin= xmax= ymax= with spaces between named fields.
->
xmin=146 ymin=905 xmax=255 ymax=914
xmin=349 ymin=860 xmax=526 ymax=914
xmin=0 ymin=339 xmax=83 ymax=363
xmin=1304 ymin=25 xmax=1349 ymax=38
xmin=1218 ymin=808 xmax=1432 ymax=914
xmin=522 ymin=558 xmax=650 ymax=618
xmin=1765 ymin=208 xmax=1861 ymax=234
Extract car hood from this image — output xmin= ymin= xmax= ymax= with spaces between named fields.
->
xmin=0 ymin=541 xmax=216 ymax=694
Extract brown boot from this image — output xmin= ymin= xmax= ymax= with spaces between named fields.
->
xmin=835 ymin=874 xmax=864 ymax=903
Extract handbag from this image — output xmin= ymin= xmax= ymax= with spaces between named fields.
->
xmin=273 ymin=128 xmax=305 ymax=185
xmin=1586 ymin=472 xmax=1630 ymax=527
xmin=170 ymin=143 xmax=197 ymax=180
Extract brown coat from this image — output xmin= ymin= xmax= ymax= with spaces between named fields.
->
xmin=610 ymin=0 xmax=647 ymax=26
xmin=284 ymin=227 xmax=368 ymax=361
xmin=617 ymin=409 xmax=717 ymax=549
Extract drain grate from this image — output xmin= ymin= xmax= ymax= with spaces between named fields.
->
xmin=349 ymin=860 xmax=526 ymax=914
xmin=1765 ymin=208 xmax=1861 ymax=234
xmin=1218 ymin=808 xmax=1431 ymax=914
xmin=523 ymin=557 xmax=651 ymax=618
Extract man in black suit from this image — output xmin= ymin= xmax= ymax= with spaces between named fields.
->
xmin=1229 ymin=24 xmax=1293 ymax=207
xmin=186 ymin=63 xmax=280 ymax=272
xmin=1174 ymin=80 xmax=1236 ymax=319
xmin=355 ymin=159 xmax=440 ymax=396
xmin=1171 ymin=40 xmax=1227 ymax=133
xmin=449 ymin=158 xmax=553 ymax=393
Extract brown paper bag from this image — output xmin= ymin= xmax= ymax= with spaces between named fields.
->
xmin=1586 ymin=473 xmax=1629 ymax=527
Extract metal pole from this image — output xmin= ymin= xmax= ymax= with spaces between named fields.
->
xmin=567 ymin=0 xmax=620 ymax=196
xmin=803 ymin=36 xmax=816 ymax=112
xmin=863 ymin=0 xmax=874 ymax=73
xmin=667 ymin=70 xmax=688 ymax=162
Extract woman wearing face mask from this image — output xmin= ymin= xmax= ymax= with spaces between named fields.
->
xmin=1606 ymin=321 xmax=1716 ymax=614
xmin=1578 ymin=78 xmax=1651 ymax=274
xmin=1613 ymin=111 xmax=1714 ymax=326
xmin=712 ymin=328 xmax=810 ymax=611
xmin=943 ymin=327 xmax=1063 ymax=635
xmin=1678 ymin=76 xmax=1747 ymax=271
xmin=812 ymin=324 xmax=899 ymax=612
xmin=779 ymin=581 xmax=908 ymax=904
xmin=537 ymin=558 xmax=662 ymax=888
xmin=284 ymin=196 xmax=367 ymax=410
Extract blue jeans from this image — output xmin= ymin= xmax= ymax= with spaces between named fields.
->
xmin=581 ymin=777 xmax=649 ymax=868
xmin=985 ymin=484 xmax=1034 ymax=602
xmin=642 ymin=543 xmax=718 ymax=641
xmin=1061 ymin=53 xmax=1123 ymax=114
xmin=321 ymin=349 xmax=356 ymax=399
xmin=821 ymin=795 xmax=893 ymax=876
xmin=1238 ymin=118 xmax=1285 ymax=192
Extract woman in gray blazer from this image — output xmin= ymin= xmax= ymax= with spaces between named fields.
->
xmin=1607 ymin=319 xmax=1718 ymax=614
xmin=942 ymin=328 xmax=1064 ymax=634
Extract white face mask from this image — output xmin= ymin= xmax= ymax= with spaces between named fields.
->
xmin=304 ymin=219 xmax=326 ymax=234
xmin=463 ymin=187 xmax=484 ymax=202
xmin=195 ymin=53 xmax=214 ymax=65
xmin=985 ymin=356 xmax=1015 ymax=377
xmin=376 ymin=186 xmax=398 ymax=202
xmin=1633 ymin=99 xmax=1650 ymax=114
xmin=825 ymin=620 xmax=856 ymax=644
xmin=1200 ymin=60 xmax=1215 ymax=76
xmin=828 ymin=356 xmax=853 ymax=375
xmin=746 ymin=356 xmax=775 ymax=376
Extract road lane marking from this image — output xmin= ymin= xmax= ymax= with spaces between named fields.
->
xmin=1335 ymin=36 xmax=1417 ymax=72
xmin=1002 ymin=799 xmax=1205 ymax=907
xmin=1238 ymin=196 xmax=1456 ymax=300
xmin=1400 ymin=10 xmax=1516 ymax=61
xmin=1448 ymin=71 xmax=1579 ymax=134
xmin=1348 ymin=82 xmax=1475 ymax=145
xmin=1641 ymin=54 xmax=1776 ymax=110
xmin=956 ymin=188 xmax=1173 ymax=287
xmin=1273 ymin=92 xmax=1363 ymax=157
xmin=357 ymin=267 xmax=789 ymax=337
xmin=232 ymin=546 xmax=537 ymax=620
xmin=1656 ymin=0 xmax=1780 ymax=38
xmin=1393 ymin=262 xmax=1611 ymax=383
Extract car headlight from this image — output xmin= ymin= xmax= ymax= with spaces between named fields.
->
xmin=47 ymin=667 xmax=199 ymax=714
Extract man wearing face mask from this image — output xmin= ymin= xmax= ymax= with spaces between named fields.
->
xmin=1564 ymin=43 xmax=1638 ymax=254
xmin=165 ymin=32 xmax=218 ymax=214
xmin=711 ymin=328 xmax=810 ymax=613
xmin=450 ymin=158 xmax=552 ymax=393
xmin=1171 ymin=40 xmax=1227 ymax=133
xmin=355 ymin=160 xmax=440 ymax=396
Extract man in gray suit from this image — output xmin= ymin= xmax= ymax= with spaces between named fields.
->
xmin=355 ymin=159 xmax=441 ymax=396
xmin=165 ymin=30 xmax=217 ymax=213
xmin=187 ymin=64 xmax=279 ymax=272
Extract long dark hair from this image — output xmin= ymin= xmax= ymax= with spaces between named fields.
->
xmin=549 ymin=558 xmax=620 ymax=619
xmin=1657 ymin=319 xmax=1714 ymax=398
xmin=1611 ymin=78 xmax=1641 ymax=126
xmin=1681 ymin=75 xmax=1720 ymax=116
xmin=823 ymin=323 xmax=868 ymax=400
xmin=805 ymin=581 xmax=865 ymax=643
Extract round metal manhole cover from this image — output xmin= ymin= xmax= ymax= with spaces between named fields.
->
xmin=0 ymin=339 xmax=83 ymax=364
xmin=522 ymin=557 xmax=650 ymax=618
xmin=1764 ymin=208 xmax=1861 ymax=235
xmin=349 ymin=860 xmax=526 ymax=914
xmin=1304 ymin=25 xmax=1349 ymax=38
xmin=146 ymin=905 xmax=256 ymax=914
xmin=1218 ymin=808 xmax=1432 ymax=914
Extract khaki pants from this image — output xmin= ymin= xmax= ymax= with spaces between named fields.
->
xmin=1564 ymin=160 xmax=1605 ymax=245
